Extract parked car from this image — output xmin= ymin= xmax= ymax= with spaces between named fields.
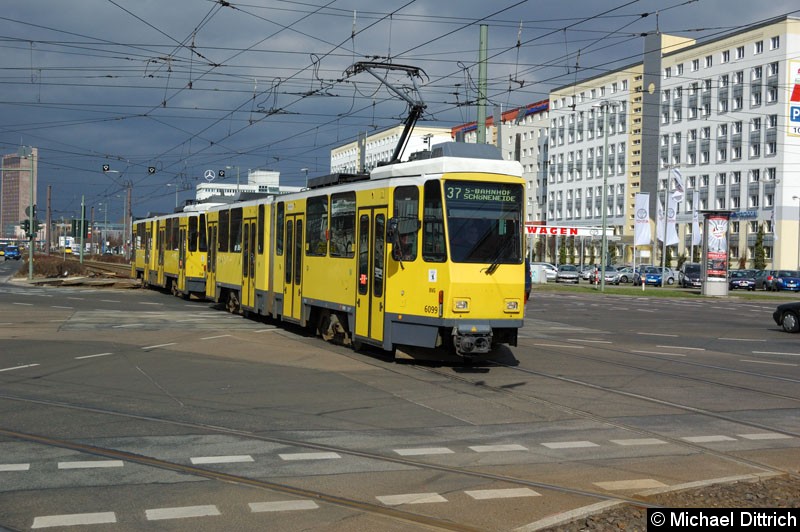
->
xmin=679 ymin=262 xmax=702 ymax=288
xmin=616 ymin=266 xmax=636 ymax=283
xmin=524 ymin=259 xmax=532 ymax=304
xmin=773 ymin=301 xmax=800 ymax=332
xmin=3 ymin=245 xmax=21 ymax=260
xmin=754 ymin=269 xmax=777 ymax=291
xmin=728 ymin=269 xmax=757 ymax=291
xmin=530 ymin=262 xmax=557 ymax=282
xmin=555 ymin=264 xmax=580 ymax=284
xmin=589 ymin=265 xmax=620 ymax=285
xmin=639 ymin=266 xmax=677 ymax=286
xmin=773 ymin=270 xmax=800 ymax=292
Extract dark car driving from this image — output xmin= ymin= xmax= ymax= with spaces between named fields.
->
xmin=773 ymin=301 xmax=800 ymax=332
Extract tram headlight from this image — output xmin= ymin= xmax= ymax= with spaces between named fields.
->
xmin=452 ymin=298 xmax=470 ymax=312
xmin=504 ymin=299 xmax=520 ymax=313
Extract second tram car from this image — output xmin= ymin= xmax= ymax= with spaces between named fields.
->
xmin=133 ymin=142 xmax=526 ymax=360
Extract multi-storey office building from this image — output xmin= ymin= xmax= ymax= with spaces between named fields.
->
xmin=0 ymin=148 xmax=38 ymax=240
xmin=546 ymin=15 xmax=800 ymax=268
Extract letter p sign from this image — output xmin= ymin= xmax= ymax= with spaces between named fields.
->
xmin=791 ymin=106 xmax=800 ymax=122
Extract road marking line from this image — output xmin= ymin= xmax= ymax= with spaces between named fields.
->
xmin=752 ymin=351 xmax=800 ymax=356
xmin=58 ymin=460 xmax=124 ymax=469
xmin=681 ymin=435 xmax=736 ymax=443
xmin=637 ymin=332 xmax=678 ymax=337
xmin=541 ymin=441 xmax=598 ymax=449
xmin=141 ymin=343 xmax=176 ymax=350
xmin=0 ymin=364 xmax=40 ymax=372
xmin=249 ymin=500 xmax=319 ymax=512
xmin=718 ymin=338 xmax=766 ymax=342
xmin=394 ymin=447 xmax=454 ymax=456
xmin=568 ymin=339 xmax=612 ymax=344
xmin=75 ymin=353 xmax=113 ymax=360
xmin=594 ymin=479 xmax=668 ymax=491
xmin=190 ymin=455 xmax=254 ymax=464
xmin=254 ymin=328 xmax=280 ymax=333
xmin=465 ymin=488 xmax=541 ymax=500
xmin=469 ymin=444 xmax=528 ymax=452
xmin=656 ymin=345 xmax=705 ymax=351
xmin=146 ymin=505 xmax=220 ymax=521
xmin=738 ymin=433 xmax=793 ymax=440
xmin=740 ymin=359 xmax=797 ymax=366
xmin=12 ymin=302 xmax=33 ymax=306
xmin=279 ymin=452 xmax=340 ymax=461
xmin=376 ymin=493 xmax=447 ymax=505
xmin=531 ymin=343 xmax=585 ymax=349
xmin=200 ymin=335 xmax=232 ymax=340
xmin=32 ymin=512 xmax=117 ymax=528
xmin=51 ymin=306 xmax=73 ymax=309
xmin=610 ymin=438 xmax=667 ymax=446
xmin=630 ymin=350 xmax=686 ymax=356
xmin=0 ymin=463 xmax=30 ymax=471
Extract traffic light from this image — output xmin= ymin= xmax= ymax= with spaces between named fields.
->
xmin=34 ymin=219 xmax=43 ymax=233
xmin=21 ymin=220 xmax=29 ymax=234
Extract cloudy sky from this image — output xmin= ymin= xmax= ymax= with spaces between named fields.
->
xmin=1 ymin=0 xmax=796 ymax=221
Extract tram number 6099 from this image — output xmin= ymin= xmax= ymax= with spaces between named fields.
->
xmin=423 ymin=305 xmax=438 ymax=315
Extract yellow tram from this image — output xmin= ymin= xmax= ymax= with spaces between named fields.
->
xmin=133 ymin=142 xmax=526 ymax=360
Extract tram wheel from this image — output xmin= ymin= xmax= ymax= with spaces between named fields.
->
xmin=226 ymin=290 xmax=240 ymax=314
xmin=170 ymin=280 xmax=180 ymax=297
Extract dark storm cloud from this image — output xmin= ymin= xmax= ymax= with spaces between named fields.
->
xmin=0 ymin=0 xmax=795 ymax=219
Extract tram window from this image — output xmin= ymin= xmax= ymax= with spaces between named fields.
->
xmin=276 ymin=203 xmax=284 ymax=255
xmin=306 ymin=195 xmax=328 ymax=256
xmin=422 ymin=180 xmax=446 ymax=262
xmin=230 ymin=207 xmax=243 ymax=252
xmin=330 ymin=192 xmax=355 ymax=258
xmin=257 ymin=204 xmax=264 ymax=255
xmin=358 ymin=215 xmax=370 ymax=295
xmin=294 ymin=220 xmax=303 ymax=285
xmin=198 ymin=214 xmax=207 ymax=252
xmin=219 ymin=210 xmax=230 ymax=252
xmin=188 ymin=216 xmax=198 ymax=252
xmin=167 ymin=217 xmax=179 ymax=250
xmin=374 ymin=215 xmax=385 ymax=298
xmin=393 ymin=186 xmax=419 ymax=261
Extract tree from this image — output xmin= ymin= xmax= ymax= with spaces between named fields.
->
xmin=559 ymin=236 xmax=567 ymax=264
xmin=753 ymin=224 xmax=766 ymax=270
xmin=677 ymin=252 xmax=688 ymax=269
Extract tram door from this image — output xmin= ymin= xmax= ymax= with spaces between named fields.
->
xmin=178 ymin=225 xmax=187 ymax=292
xmin=354 ymin=208 xmax=387 ymax=344
xmin=283 ymin=214 xmax=304 ymax=322
xmin=157 ymin=222 xmax=166 ymax=286
xmin=241 ymin=218 xmax=256 ymax=308
xmin=206 ymin=222 xmax=217 ymax=300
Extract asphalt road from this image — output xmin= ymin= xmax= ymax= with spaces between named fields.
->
xmin=0 ymin=259 xmax=798 ymax=531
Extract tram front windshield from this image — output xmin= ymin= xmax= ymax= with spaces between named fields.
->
xmin=444 ymin=180 xmax=523 ymax=264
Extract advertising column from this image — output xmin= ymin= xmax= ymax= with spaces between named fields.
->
xmin=702 ymin=211 xmax=732 ymax=296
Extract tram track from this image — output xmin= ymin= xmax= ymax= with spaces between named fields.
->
xmin=0 ymin=392 xmax=661 ymax=528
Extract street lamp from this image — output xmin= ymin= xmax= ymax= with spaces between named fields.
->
xmin=593 ymin=101 xmax=613 ymax=292
xmin=166 ymin=183 xmax=179 ymax=208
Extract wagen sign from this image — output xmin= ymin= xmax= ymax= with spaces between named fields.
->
xmin=525 ymin=224 xmax=613 ymax=237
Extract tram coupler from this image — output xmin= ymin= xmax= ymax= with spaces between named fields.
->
xmin=452 ymin=324 xmax=492 ymax=356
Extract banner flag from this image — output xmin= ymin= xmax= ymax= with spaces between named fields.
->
xmin=771 ymin=208 xmax=778 ymax=242
xmin=671 ymin=168 xmax=685 ymax=203
xmin=667 ymin=195 xmax=679 ymax=245
xmin=656 ymin=197 xmax=665 ymax=243
xmin=692 ymin=192 xmax=702 ymax=245
xmin=634 ymin=193 xmax=651 ymax=246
